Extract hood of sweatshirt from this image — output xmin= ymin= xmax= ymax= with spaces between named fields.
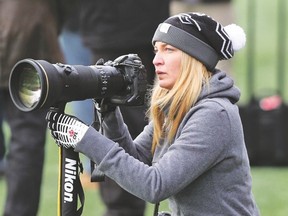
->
xmin=198 ymin=70 xmax=240 ymax=104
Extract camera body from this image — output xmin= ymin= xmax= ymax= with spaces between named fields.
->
xmin=9 ymin=54 xmax=147 ymax=112
xmin=102 ymin=54 xmax=147 ymax=106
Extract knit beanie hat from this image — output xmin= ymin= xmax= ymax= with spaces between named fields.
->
xmin=152 ymin=12 xmax=246 ymax=71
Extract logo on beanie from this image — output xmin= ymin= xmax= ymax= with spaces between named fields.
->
xmin=159 ymin=23 xmax=171 ymax=33
xmin=177 ymin=13 xmax=202 ymax=31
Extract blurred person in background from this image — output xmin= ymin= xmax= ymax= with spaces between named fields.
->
xmin=77 ymin=0 xmax=170 ymax=215
xmin=0 ymin=1 xmax=77 ymax=215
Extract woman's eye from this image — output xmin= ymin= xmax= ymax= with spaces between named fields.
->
xmin=165 ymin=47 xmax=174 ymax=52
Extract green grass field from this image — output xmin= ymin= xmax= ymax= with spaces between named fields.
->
xmin=1 ymin=0 xmax=288 ymax=215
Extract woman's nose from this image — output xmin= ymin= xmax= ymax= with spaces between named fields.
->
xmin=153 ymin=53 xmax=163 ymax=66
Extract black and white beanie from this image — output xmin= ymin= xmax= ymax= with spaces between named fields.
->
xmin=152 ymin=12 xmax=246 ymax=71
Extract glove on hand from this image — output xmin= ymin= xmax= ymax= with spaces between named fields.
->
xmin=94 ymin=98 xmax=116 ymax=114
xmin=46 ymin=111 xmax=89 ymax=148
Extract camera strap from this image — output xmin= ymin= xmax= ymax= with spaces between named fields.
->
xmin=54 ymin=105 xmax=85 ymax=216
xmin=153 ymin=202 xmax=160 ymax=216
xmin=90 ymin=102 xmax=106 ymax=182
xmin=59 ymin=147 xmax=85 ymax=216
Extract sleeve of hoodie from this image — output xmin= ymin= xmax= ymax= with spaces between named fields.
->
xmin=75 ymin=100 xmax=231 ymax=203
xmin=98 ymin=107 xmax=153 ymax=165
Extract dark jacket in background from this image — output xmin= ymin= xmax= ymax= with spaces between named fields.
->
xmin=0 ymin=0 xmax=78 ymax=88
xmin=80 ymin=0 xmax=170 ymax=51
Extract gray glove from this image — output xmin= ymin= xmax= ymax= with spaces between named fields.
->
xmin=46 ymin=110 xmax=89 ymax=148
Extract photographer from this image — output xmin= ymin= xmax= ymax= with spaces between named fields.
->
xmin=46 ymin=13 xmax=260 ymax=215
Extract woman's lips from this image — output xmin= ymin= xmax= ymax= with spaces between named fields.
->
xmin=156 ymin=70 xmax=165 ymax=75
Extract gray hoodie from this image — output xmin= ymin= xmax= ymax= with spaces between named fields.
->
xmin=76 ymin=71 xmax=260 ymax=216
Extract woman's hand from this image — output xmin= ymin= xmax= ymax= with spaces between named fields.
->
xmin=46 ymin=111 xmax=89 ymax=148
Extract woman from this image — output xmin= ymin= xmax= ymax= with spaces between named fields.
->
xmin=47 ymin=13 xmax=260 ymax=215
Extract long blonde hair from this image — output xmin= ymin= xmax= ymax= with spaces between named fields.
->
xmin=149 ymin=52 xmax=211 ymax=153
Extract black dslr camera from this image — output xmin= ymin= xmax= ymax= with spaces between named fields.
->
xmin=9 ymin=54 xmax=147 ymax=112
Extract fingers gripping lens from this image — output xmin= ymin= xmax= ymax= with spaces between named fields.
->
xmin=46 ymin=111 xmax=89 ymax=148
xmin=58 ymin=115 xmax=79 ymax=148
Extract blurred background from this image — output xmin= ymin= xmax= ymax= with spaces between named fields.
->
xmin=1 ymin=0 xmax=288 ymax=215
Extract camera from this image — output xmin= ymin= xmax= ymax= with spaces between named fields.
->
xmin=9 ymin=54 xmax=147 ymax=112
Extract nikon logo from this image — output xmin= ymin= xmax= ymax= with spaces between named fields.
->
xmin=64 ymin=158 xmax=77 ymax=203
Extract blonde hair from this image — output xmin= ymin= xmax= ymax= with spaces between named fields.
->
xmin=148 ymin=52 xmax=211 ymax=153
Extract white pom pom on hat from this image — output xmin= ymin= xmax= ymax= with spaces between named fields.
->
xmin=224 ymin=24 xmax=246 ymax=51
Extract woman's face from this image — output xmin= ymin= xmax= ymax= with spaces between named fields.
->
xmin=153 ymin=42 xmax=182 ymax=90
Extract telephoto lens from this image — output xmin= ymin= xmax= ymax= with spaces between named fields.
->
xmin=9 ymin=54 xmax=147 ymax=112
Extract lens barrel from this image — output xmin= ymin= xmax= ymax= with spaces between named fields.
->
xmin=9 ymin=59 xmax=125 ymax=112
